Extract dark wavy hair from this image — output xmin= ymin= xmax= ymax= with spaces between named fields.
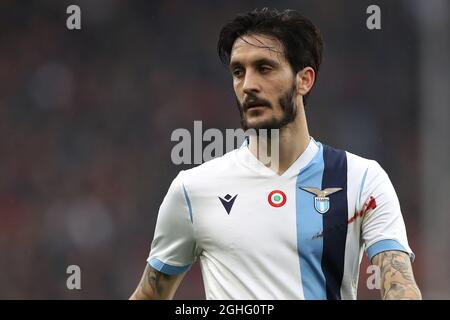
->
xmin=217 ymin=8 xmax=323 ymax=104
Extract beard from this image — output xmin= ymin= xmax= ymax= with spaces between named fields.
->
xmin=236 ymin=82 xmax=297 ymax=131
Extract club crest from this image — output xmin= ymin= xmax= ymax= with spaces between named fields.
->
xmin=300 ymin=187 xmax=343 ymax=214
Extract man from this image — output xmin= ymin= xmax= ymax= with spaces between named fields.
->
xmin=130 ymin=8 xmax=421 ymax=300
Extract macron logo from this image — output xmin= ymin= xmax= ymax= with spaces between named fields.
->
xmin=218 ymin=194 xmax=237 ymax=214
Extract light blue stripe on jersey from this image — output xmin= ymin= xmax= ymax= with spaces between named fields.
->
xmin=296 ymin=142 xmax=327 ymax=299
xmin=367 ymin=239 xmax=408 ymax=261
xmin=149 ymin=258 xmax=191 ymax=275
xmin=182 ymin=183 xmax=193 ymax=223
xmin=358 ymin=167 xmax=369 ymax=206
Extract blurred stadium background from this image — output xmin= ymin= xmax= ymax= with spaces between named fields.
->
xmin=0 ymin=0 xmax=448 ymax=299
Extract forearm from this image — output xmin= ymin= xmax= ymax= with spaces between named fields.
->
xmin=129 ymin=264 xmax=184 ymax=300
xmin=129 ymin=269 xmax=159 ymax=300
xmin=129 ymin=287 xmax=155 ymax=300
xmin=382 ymin=282 xmax=422 ymax=300
xmin=373 ymin=250 xmax=422 ymax=300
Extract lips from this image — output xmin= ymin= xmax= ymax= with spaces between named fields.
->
xmin=244 ymin=100 xmax=271 ymax=111
xmin=247 ymin=104 xmax=267 ymax=110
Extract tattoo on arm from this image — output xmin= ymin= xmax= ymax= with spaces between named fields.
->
xmin=146 ymin=267 xmax=164 ymax=297
xmin=131 ymin=264 xmax=185 ymax=300
xmin=135 ymin=265 xmax=184 ymax=299
xmin=373 ymin=251 xmax=422 ymax=300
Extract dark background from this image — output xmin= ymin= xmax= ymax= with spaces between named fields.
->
xmin=0 ymin=0 xmax=447 ymax=299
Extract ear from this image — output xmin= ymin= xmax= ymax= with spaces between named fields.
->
xmin=295 ymin=67 xmax=316 ymax=96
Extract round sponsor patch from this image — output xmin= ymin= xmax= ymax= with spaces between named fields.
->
xmin=268 ymin=190 xmax=287 ymax=208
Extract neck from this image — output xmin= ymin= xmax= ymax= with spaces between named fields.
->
xmin=248 ymin=105 xmax=310 ymax=175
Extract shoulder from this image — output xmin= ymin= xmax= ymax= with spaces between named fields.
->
xmin=344 ymin=149 xmax=383 ymax=174
xmin=326 ymin=146 xmax=397 ymax=206
xmin=176 ymin=148 xmax=240 ymax=187
xmin=320 ymin=142 xmax=383 ymax=175
xmin=319 ymin=143 xmax=391 ymax=200
xmin=344 ymin=150 xmax=390 ymax=199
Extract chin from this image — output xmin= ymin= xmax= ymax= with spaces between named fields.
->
xmin=242 ymin=117 xmax=280 ymax=131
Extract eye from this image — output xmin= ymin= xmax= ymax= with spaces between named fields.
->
xmin=258 ymin=65 xmax=272 ymax=74
xmin=232 ymin=67 xmax=244 ymax=78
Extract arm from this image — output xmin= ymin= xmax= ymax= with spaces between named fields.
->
xmin=129 ymin=264 xmax=186 ymax=300
xmin=372 ymin=250 xmax=422 ymax=300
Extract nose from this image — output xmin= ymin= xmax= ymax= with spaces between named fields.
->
xmin=242 ymin=70 xmax=260 ymax=95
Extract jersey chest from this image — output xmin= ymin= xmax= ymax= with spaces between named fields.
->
xmin=190 ymin=177 xmax=352 ymax=259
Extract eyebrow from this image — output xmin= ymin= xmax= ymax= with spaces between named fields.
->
xmin=229 ymin=57 xmax=279 ymax=72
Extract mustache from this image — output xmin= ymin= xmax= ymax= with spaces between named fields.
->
xmin=241 ymin=94 xmax=272 ymax=111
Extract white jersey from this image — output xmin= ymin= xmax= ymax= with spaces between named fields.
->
xmin=147 ymin=138 xmax=414 ymax=300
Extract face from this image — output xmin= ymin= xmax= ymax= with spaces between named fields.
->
xmin=229 ymin=34 xmax=298 ymax=130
